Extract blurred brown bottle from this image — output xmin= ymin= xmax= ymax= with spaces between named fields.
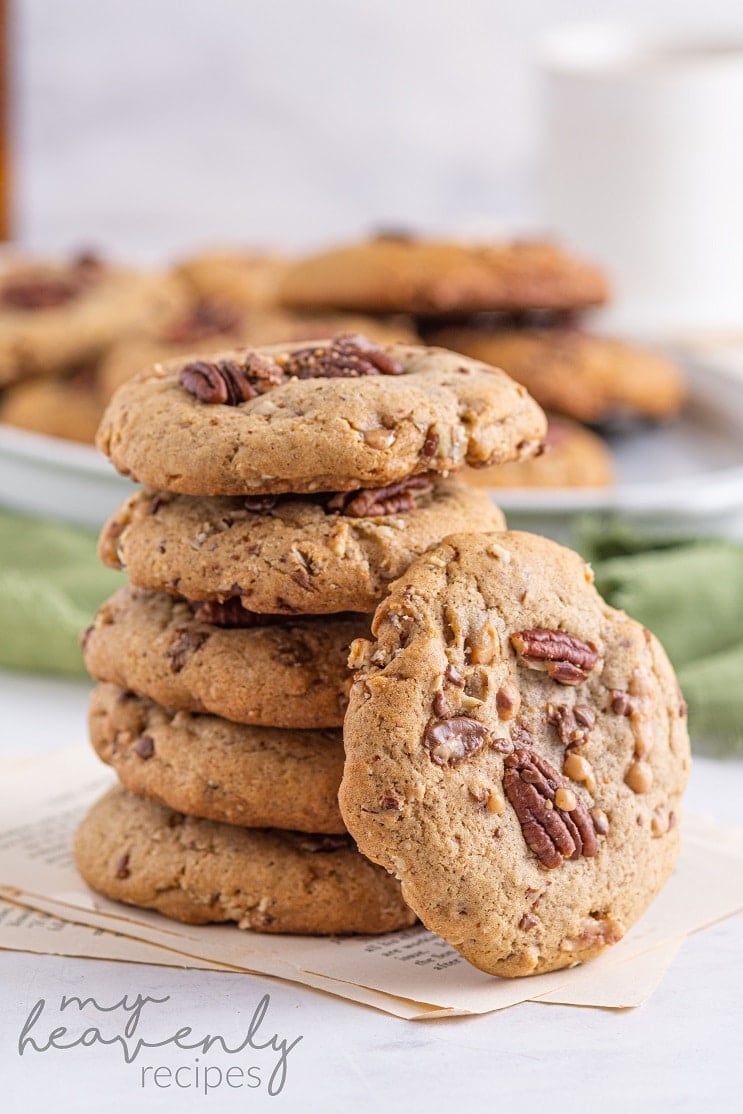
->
xmin=0 ymin=0 xmax=8 ymax=240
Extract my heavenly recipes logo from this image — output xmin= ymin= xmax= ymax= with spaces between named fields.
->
xmin=16 ymin=990 xmax=302 ymax=1097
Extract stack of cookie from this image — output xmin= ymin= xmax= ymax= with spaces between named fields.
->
xmin=75 ymin=332 xmax=546 ymax=936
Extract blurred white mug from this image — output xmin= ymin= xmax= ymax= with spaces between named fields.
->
xmin=540 ymin=26 xmax=743 ymax=336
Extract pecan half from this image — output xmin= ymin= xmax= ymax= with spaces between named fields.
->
xmin=190 ymin=599 xmax=290 ymax=628
xmin=165 ymin=628 xmax=209 ymax=672
xmin=179 ymin=353 xmax=284 ymax=404
xmin=503 ymin=747 xmax=599 ymax=868
xmin=327 ymin=474 xmax=433 ymax=517
xmin=510 ymin=629 xmax=599 ymax=685
xmin=281 ymin=333 xmax=403 ymax=378
xmin=424 ymin=717 xmax=490 ymax=767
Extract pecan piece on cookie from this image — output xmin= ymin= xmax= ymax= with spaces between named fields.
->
xmin=326 ymin=474 xmax=434 ymax=517
xmin=503 ymin=747 xmax=599 ymax=868
xmin=281 ymin=333 xmax=404 ymax=378
xmin=190 ymin=599 xmax=290 ymax=629
xmin=510 ymin=629 xmax=599 ymax=685
xmin=179 ymin=353 xmax=284 ymax=404
xmin=165 ymin=628 xmax=209 ymax=672
xmin=424 ymin=716 xmax=490 ymax=767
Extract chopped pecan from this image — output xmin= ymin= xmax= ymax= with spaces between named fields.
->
xmin=326 ymin=474 xmax=433 ymax=517
xmin=161 ymin=299 xmax=243 ymax=344
xmin=132 ymin=734 xmax=155 ymax=759
xmin=444 ymin=663 xmax=465 ymax=687
xmin=421 ymin=429 xmax=439 ymax=457
xmin=424 ymin=716 xmax=490 ymax=766
xmin=610 ymin=689 xmax=636 ymax=717
xmin=190 ymin=599 xmax=289 ymax=628
xmin=165 ymin=628 xmax=209 ymax=672
xmin=433 ymin=691 xmax=452 ymax=718
xmin=511 ymin=629 xmax=599 ymax=685
xmin=295 ymin=834 xmax=353 ymax=853
xmin=281 ymin=333 xmax=404 ymax=378
xmin=115 ymin=853 xmax=131 ymax=879
xmin=179 ymin=353 xmax=284 ymax=404
xmin=546 ymin=702 xmax=595 ymax=748
xmin=242 ymin=494 xmax=279 ymax=514
xmin=503 ymin=747 xmax=599 ymax=868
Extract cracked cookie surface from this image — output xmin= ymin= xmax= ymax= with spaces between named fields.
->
xmin=89 ymin=683 xmax=347 ymax=832
xmin=83 ymin=586 xmax=365 ymax=728
xmin=339 ymin=531 xmax=690 ymax=976
xmin=74 ymin=785 xmax=416 ymax=935
xmin=98 ymin=479 xmax=505 ymax=615
xmin=96 ymin=339 xmax=546 ymax=495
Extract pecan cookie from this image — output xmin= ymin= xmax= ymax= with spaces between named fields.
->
xmin=462 ymin=415 xmax=614 ymax=489
xmin=98 ymin=479 xmax=505 ymax=615
xmin=0 ymin=254 xmax=182 ymax=388
xmin=429 ymin=326 xmax=685 ymax=424
xmin=339 ymin=531 xmax=690 ymax=976
xmin=89 ymin=683 xmax=346 ymax=832
xmin=96 ymin=337 xmax=546 ymax=495
xmin=83 ymin=586 xmax=366 ymax=728
xmin=278 ymin=235 xmax=608 ymax=316
xmin=75 ymin=786 xmax=416 ymax=935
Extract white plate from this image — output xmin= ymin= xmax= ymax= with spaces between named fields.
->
xmin=1 ymin=356 xmax=742 ymax=532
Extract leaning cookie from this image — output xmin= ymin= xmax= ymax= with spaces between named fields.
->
xmin=75 ymin=786 xmax=416 ymax=935
xmin=278 ymin=235 xmax=609 ymax=316
xmin=96 ymin=336 xmax=546 ymax=495
xmin=339 ymin=531 xmax=690 ymax=977
xmin=98 ymin=478 xmax=506 ymax=615
xmin=89 ymin=683 xmax=346 ymax=833
xmin=83 ymin=586 xmax=365 ymax=728
xmin=429 ymin=327 xmax=685 ymax=424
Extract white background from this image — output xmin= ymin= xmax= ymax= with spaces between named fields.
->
xmin=13 ymin=0 xmax=743 ymax=259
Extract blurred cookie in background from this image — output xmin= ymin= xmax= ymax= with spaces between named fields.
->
xmin=0 ymin=253 xmax=183 ymax=388
xmin=428 ymin=324 xmax=685 ymax=425
xmin=172 ymin=249 xmax=289 ymax=311
xmin=0 ymin=372 xmax=105 ymax=443
xmin=463 ymin=414 xmax=614 ymax=489
xmin=278 ymin=234 xmax=609 ymax=317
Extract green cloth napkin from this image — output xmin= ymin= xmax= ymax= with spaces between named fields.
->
xmin=0 ymin=509 xmax=124 ymax=678
xmin=1 ymin=509 xmax=741 ymax=752
xmin=579 ymin=519 xmax=743 ymax=754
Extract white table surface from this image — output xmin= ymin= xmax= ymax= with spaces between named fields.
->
xmin=0 ymin=668 xmax=741 ymax=1113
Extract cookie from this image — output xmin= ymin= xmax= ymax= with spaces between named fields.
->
xmin=428 ymin=326 xmax=685 ymax=424
xmin=98 ymin=479 xmax=506 ymax=615
xmin=98 ymin=306 xmax=417 ymax=402
xmin=0 ymin=375 xmax=104 ymax=444
xmin=75 ymin=786 xmax=415 ymax=934
xmin=0 ymin=254 xmax=182 ymax=388
xmin=339 ymin=531 xmax=690 ymax=976
xmin=96 ymin=336 xmax=547 ymax=495
xmin=83 ymin=586 xmax=366 ymax=728
xmin=462 ymin=416 xmax=614 ymax=489
xmin=89 ymin=683 xmax=346 ymax=832
xmin=278 ymin=235 xmax=609 ymax=316
xmin=172 ymin=249 xmax=289 ymax=310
